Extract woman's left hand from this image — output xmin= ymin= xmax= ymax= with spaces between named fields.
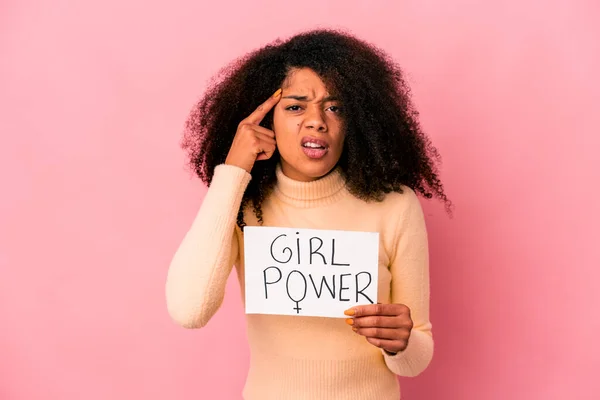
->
xmin=344 ymin=304 xmax=413 ymax=355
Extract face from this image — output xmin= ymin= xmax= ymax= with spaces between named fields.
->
xmin=272 ymin=68 xmax=345 ymax=182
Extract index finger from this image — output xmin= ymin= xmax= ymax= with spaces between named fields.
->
xmin=344 ymin=303 xmax=408 ymax=317
xmin=245 ymin=88 xmax=282 ymax=125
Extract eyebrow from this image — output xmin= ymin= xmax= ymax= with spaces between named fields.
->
xmin=282 ymin=95 xmax=339 ymax=102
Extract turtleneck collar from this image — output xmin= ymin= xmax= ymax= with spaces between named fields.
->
xmin=272 ymin=163 xmax=347 ymax=208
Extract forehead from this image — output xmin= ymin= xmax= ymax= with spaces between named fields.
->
xmin=283 ymin=68 xmax=331 ymax=95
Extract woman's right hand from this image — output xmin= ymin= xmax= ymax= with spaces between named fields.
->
xmin=225 ymin=88 xmax=282 ymax=173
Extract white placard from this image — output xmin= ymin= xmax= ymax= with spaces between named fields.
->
xmin=244 ymin=226 xmax=379 ymax=318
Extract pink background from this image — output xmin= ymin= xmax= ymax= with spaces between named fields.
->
xmin=1 ymin=1 xmax=598 ymax=399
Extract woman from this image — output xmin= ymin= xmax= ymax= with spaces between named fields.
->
xmin=166 ymin=29 xmax=450 ymax=399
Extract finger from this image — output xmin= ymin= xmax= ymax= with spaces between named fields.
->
xmin=256 ymin=149 xmax=276 ymax=160
xmin=256 ymin=152 xmax=274 ymax=161
xmin=345 ymin=303 xmax=409 ymax=317
xmin=253 ymin=131 xmax=276 ymax=146
xmin=351 ymin=316 xmax=409 ymax=329
xmin=237 ymin=123 xmax=276 ymax=140
xmin=353 ymin=327 xmax=407 ymax=340
xmin=255 ymin=141 xmax=277 ymax=161
xmin=245 ymin=88 xmax=282 ymax=125
xmin=249 ymin=125 xmax=276 ymax=138
xmin=247 ymin=133 xmax=276 ymax=155
xmin=261 ymin=145 xmax=277 ymax=160
xmin=365 ymin=337 xmax=407 ymax=354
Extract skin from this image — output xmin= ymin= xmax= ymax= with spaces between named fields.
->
xmin=225 ymin=67 xmax=414 ymax=355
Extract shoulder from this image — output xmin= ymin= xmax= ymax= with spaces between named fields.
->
xmin=341 ymin=185 xmax=425 ymax=230
xmin=378 ymin=185 xmax=424 ymax=220
xmin=376 ymin=186 xmax=428 ymax=252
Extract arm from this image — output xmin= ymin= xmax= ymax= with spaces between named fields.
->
xmin=165 ymin=164 xmax=251 ymax=329
xmin=382 ymin=188 xmax=434 ymax=377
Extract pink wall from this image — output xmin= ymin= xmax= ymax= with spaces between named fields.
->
xmin=1 ymin=1 xmax=598 ymax=399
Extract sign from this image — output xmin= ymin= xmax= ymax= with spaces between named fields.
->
xmin=244 ymin=226 xmax=379 ymax=318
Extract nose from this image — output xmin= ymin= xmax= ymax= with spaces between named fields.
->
xmin=304 ymin=107 xmax=327 ymax=132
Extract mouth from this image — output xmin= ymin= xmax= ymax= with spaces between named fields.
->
xmin=301 ymin=137 xmax=329 ymax=159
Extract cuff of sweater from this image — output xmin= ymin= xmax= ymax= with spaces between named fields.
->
xmin=382 ymin=329 xmax=434 ymax=377
xmin=199 ymin=164 xmax=252 ymax=227
xmin=212 ymin=164 xmax=252 ymax=190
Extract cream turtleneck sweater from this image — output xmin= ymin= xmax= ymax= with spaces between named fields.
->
xmin=166 ymin=164 xmax=433 ymax=400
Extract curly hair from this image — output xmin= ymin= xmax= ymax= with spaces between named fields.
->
xmin=182 ymin=28 xmax=452 ymax=228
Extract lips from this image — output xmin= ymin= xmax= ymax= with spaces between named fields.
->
xmin=301 ymin=136 xmax=329 ymax=159
xmin=301 ymin=136 xmax=329 ymax=148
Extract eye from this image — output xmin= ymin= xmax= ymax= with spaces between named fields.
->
xmin=285 ymin=105 xmax=302 ymax=112
xmin=327 ymin=105 xmax=342 ymax=113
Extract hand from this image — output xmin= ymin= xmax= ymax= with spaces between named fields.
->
xmin=345 ymin=303 xmax=413 ymax=355
xmin=225 ymin=88 xmax=282 ymax=173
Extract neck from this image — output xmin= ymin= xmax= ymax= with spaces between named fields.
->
xmin=273 ymin=164 xmax=347 ymax=208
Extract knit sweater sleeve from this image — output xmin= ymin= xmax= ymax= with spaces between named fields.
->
xmin=165 ymin=164 xmax=251 ymax=329
xmin=382 ymin=188 xmax=434 ymax=377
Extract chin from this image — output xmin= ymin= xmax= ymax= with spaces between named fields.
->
xmin=280 ymin=149 xmax=341 ymax=181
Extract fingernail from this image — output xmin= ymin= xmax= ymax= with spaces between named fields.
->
xmin=272 ymin=88 xmax=282 ymax=98
xmin=345 ymin=318 xmax=354 ymax=325
xmin=344 ymin=309 xmax=355 ymax=316
xmin=352 ymin=327 xmax=358 ymax=332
